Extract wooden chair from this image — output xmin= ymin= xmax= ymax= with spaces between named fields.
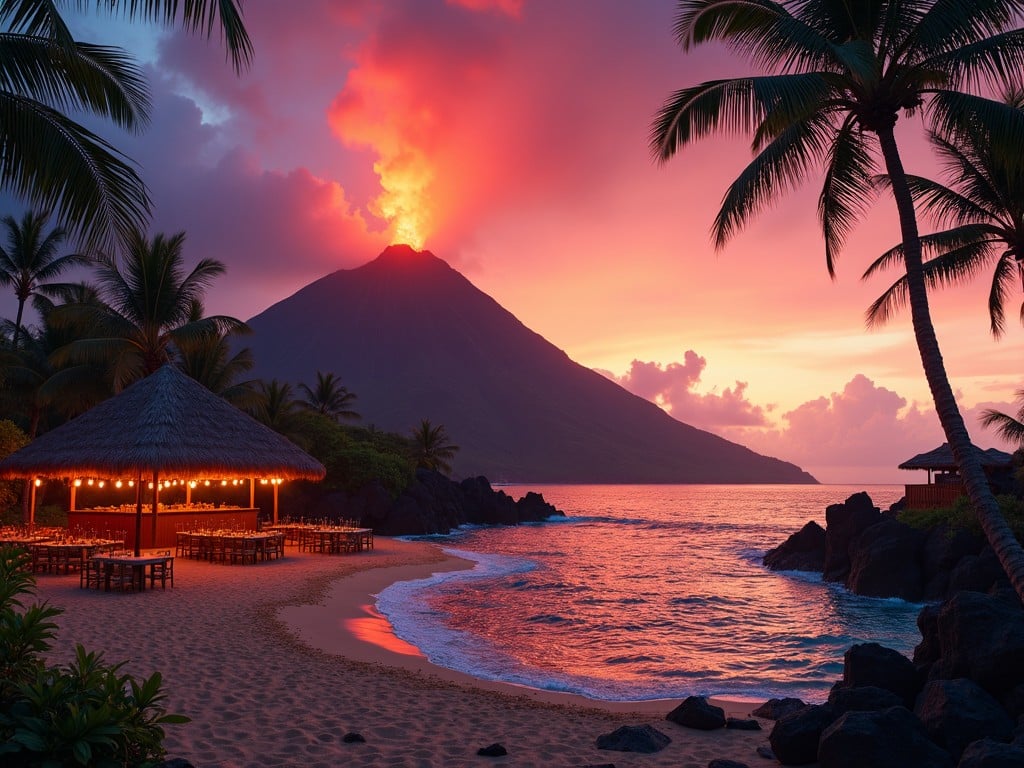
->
xmin=261 ymin=533 xmax=283 ymax=561
xmin=149 ymin=552 xmax=174 ymax=589
xmin=79 ymin=556 xmax=103 ymax=590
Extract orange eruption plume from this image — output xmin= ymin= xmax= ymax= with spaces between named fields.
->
xmin=328 ymin=65 xmax=436 ymax=250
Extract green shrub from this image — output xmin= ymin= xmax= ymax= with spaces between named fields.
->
xmin=0 ymin=547 xmax=188 ymax=767
xmin=899 ymin=494 xmax=1024 ymax=541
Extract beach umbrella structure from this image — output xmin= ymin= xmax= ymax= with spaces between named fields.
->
xmin=0 ymin=364 xmax=326 ymax=554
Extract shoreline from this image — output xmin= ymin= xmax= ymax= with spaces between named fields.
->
xmin=35 ymin=536 xmax=775 ymax=767
xmin=278 ymin=541 xmax=765 ymax=718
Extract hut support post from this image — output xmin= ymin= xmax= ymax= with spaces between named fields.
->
xmin=134 ymin=472 xmax=143 ymax=556
xmin=150 ymin=470 xmax=159 ymax=552
xmin=29 ymin=479 xmax=36 ymax=527
xmin=273 ymin=482 xmax=279 ymax=525
xmin=70 ymin=483 xmax=76 ymax=511
xmin=249 ymin=476 xmax=255 ymax=509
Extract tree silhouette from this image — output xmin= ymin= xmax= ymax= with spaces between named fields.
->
xmin=410 ymin=419 xmax=459 ymax=476
xmin=650 ymin=0 xmax=1024 ymax=599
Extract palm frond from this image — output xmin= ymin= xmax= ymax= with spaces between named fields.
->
xmin=986 ymin=249 xmax=1019 ymax=337
xmin=0 ymin=34 xmax=150 ymax=128
xmin=819 ymin=117 xmax=876 ymax=276
xmin=90 ymin=0 xmax=253 ymax=72
xmin=712 ymin=108 xmax=835 ymax=248
xmin=651 ymin=77 xmax=766 ymax=161
xmin=980 ymin=408 xmax=1024 ymax=444
xmin=0 ymin=94 xmax=150 ymax=253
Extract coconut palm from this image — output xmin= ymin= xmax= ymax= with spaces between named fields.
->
xmin=298 ymin=371 xmax=359 ymax=423
xmin=252 ymin=379 xmax=302 ymax=437
xmin=51 ymin=228 xmax=245 ymax=390
xmin=0 ymin=210 xmax=89 ymax=348
xmin=0 ymin=1 xmax=251 ymax=251
xmin=173 ymin=299 xmax=261 ymax=410
xmin=864 ymin=90 xmax=1024 ymax=338
xmin=410 ymin=419 xmax=459 ymax=476
xmin=650 ymin=0 xmax=1024 ymax=598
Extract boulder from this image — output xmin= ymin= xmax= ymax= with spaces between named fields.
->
xmin=827 ymin=684 xmax=903 ymax=715
xmin=751 ymin=697 xmax=807 ymax=720
xmin=476 ymin=743 xmax=507 ymax=757
xmin=934 ymin=591 xmax=1024 ymax=697
xmin=922 ymin=523 xmax=983 ymax=584
xmin=763 ymin=521 xmax=826 ymax=572
xmin=725 ymin=718 xmax=761 ymax=731
xmin=358 ymin=469 xmax=565 ymax=535
xmin=665 ymin=696 xmax=726 ymax=730
xmin=914 ymin=678 xmax=1014 ymax=761
xmin=768 ymin=704 xmax=836 ymax=766
xmin=949 ymin=551 xmax=1006 ymax=595
xmin=845 ymin=517 xmax=925 ymax=600
xmin=817 ymin=707 xmax=953 ymax=768
xmin=595 ymin=724 xmax=671 ymax=753
xmin=823 ymin=492 xmax=881 ymax=582
xmin=913 ymin=602 xmax=942 ymax=673
xmin=842 ymin=642 xmax=920 ymax=707
xmin=708 ymin=761 xmax=751 ymax=768
xmin=957 ymin=739 xmax=1024 ymax=768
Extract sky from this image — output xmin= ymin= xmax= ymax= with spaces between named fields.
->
xmin=6 ymin=0 xmax=1024 ymax=485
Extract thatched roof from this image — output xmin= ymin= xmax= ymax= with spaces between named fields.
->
xmin=0 ymin=365 xmax=326 ymax=481
xmin=898 ymin=443 xmax=1014 ymax=472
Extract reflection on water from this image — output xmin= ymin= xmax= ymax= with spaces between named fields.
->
xmin=378 ymin=484 xmax=920 ymax=703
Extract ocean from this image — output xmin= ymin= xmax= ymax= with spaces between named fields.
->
xmin=377 ymin=484 xmax=922 ymax=704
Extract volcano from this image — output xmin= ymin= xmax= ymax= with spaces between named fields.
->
xmin=244 ymin=245 xmax=816 ymax=483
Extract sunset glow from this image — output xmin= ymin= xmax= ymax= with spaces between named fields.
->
xmin=23 ymin=0 xmax=1024 ymax=483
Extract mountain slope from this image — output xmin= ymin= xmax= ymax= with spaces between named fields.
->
xmin=245 ymin=245 xmax=816 ymax=483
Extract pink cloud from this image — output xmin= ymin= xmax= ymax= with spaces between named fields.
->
xmin=601 ymin=350 xmax=770 ymax=429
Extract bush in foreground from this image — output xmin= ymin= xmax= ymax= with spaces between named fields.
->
xmin=0 ymin=546 xmax=188 ymax=766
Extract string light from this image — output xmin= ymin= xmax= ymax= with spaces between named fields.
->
xmin=33 ymin=478 xmax=41 ymax=487
xmin=115 ymin=480 xmax=123 ymax=488
xmin=73 ymin=479 xmax=82 ymax=487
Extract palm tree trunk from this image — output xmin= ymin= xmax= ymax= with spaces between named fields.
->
xmin=12 ymin=298 xmax=25 ymax=349
xmin=877 ymin=125 xmax=1024 ymax=602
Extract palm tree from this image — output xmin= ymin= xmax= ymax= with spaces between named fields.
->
xmin=0 ymin=210 xmax=89 ymax=348
xmin=51 ymin=228 xmax=245 ymax=390
xmin=174 ymin=300 xmax=261 ymax=410
xmin=650 ymin=0 xmax=1024 ymax=599
xmin=298 ymin=371 xmax=359 ymax=423
xmin=0 ymin=1 xmax=252 ymax=251
xmin=410 ymin=419 xmax=459 ymax=476
xmin=864 ymin=90 xmax=1024 ymax=338
xmin=252 ymin=379 xmax=302 ymax=437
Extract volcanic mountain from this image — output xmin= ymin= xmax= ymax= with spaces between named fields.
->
xmin=245 ymin=246 xmax=816 ymax=483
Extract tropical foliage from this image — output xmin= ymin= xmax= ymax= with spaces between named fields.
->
xmin=50 ymin=229 xmax=247 ymax=391
xmin=0 ymin=211 xmax=88 ymax=349
xmin=410 ymin=419 xmax=459 ymax=476
xmin=298 ymin=370 xmax=359 ymax=423
xmin=0 ymin=546 xmax=187 ymax=766
xmin=0 ymin=0 xmax=251 ymax=252
xmin=650 ymin=0 xmax=1024 ymax=599
xmin=865 ymin=89 xmax=1024 ymax=338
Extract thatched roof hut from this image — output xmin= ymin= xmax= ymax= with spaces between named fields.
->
xmin=0 ymin=365 xmax=325 ymax=553
xmin=0 ymin=364 xmax=325 ymax=481
xmin=898 ymin=443 xmax=1013 ymax=474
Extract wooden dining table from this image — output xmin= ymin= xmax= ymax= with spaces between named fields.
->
xmin=86 ymin=553 xmax=171 ymax=592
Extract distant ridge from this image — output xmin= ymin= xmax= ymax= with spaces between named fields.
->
xmin=245 ymin=245 xmax=817 ymax=484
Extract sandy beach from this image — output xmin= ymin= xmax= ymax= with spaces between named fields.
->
xmin=35 ymin=537 xmax=777 ymax=767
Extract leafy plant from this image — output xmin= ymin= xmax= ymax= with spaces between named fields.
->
xmin=0 ymin=546 xmax=188 ymax=766
xmin=899 ymin=495 xmax=1024 ymax=541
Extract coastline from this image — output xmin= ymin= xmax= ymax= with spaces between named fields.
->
xmin=278 ymin=541 xmax=764 ymax=719
xmin=36 ymin=537 xmax=774 ymax=767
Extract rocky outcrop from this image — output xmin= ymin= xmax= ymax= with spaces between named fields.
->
xmin=763 ymin=521 xmax=825 ymax=571
xmin=665 ymin=696 xmax=725 ymax=730
xmin=765 ymin=591 xmax=1024 ymax=766
xmin=763 ymin=492 xmax=1008 ymax=602
xmin=305 ymin=469 xmax=564 ymax=535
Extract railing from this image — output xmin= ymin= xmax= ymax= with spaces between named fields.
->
xmin=904 ymin=483 xmax=965 ymax=510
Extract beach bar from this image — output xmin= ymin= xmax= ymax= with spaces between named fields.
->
xmin=0 ymin=365 xmax=326 ymax=554
xmin=899 ymin=443 xmax=1014 ymax=510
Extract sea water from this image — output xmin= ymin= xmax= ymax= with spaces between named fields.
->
xmin=377 ymin=484 xmax=920 ymax=704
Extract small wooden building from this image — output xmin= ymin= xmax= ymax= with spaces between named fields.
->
xmin=899 ymin=443 xmax=1013 ymax=509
